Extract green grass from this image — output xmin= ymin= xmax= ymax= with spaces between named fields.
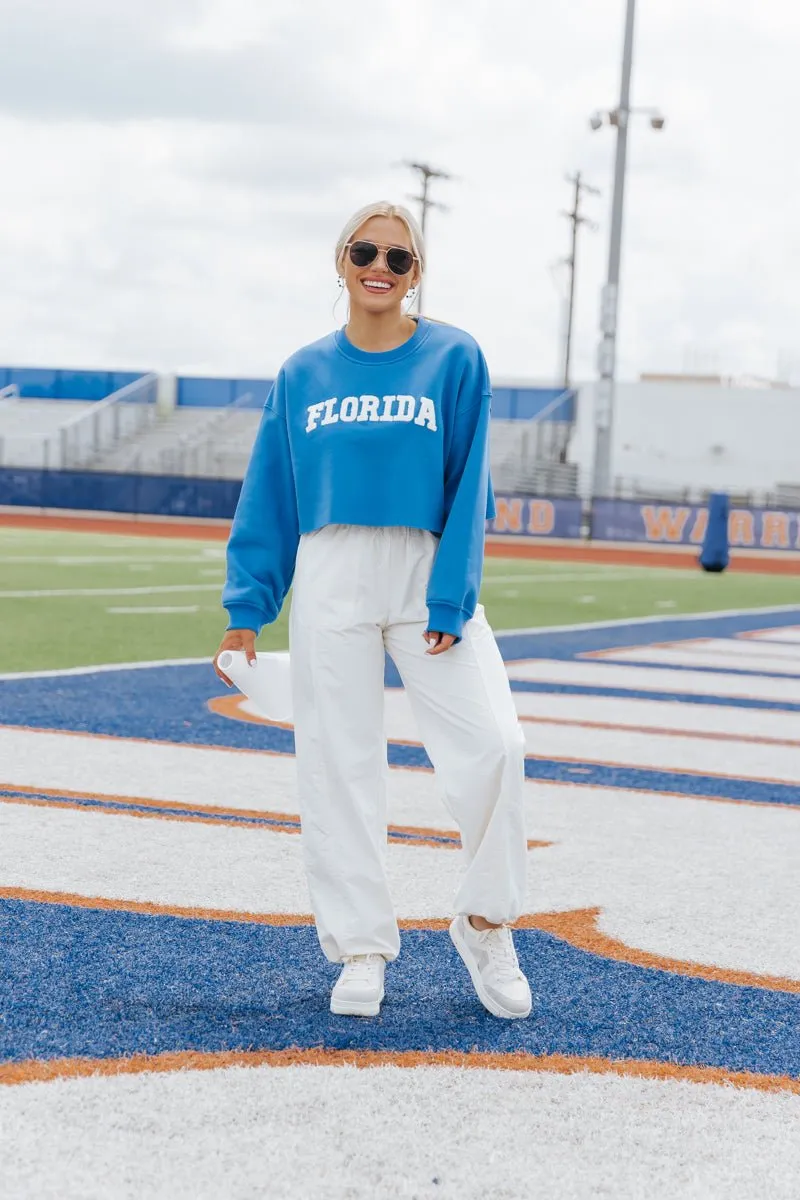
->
xmin=0 ymin=526 xmax=797 ymax=672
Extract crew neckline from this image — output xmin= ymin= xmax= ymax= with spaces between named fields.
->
xmin=334 ymin=315 xmax=432 ymax=364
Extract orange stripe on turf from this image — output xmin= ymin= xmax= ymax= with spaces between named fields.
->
xmin=2 ymin=889 xmax=797 ymax=995
xmin=519 ymin=714 xmax=800 ymax=748
xmin=0 ymin=783 xmax=479 ymax=848
xmin=2 ymin=1046 xmax=798 ymax=1094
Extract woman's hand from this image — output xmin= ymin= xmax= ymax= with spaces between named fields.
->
xmin=213 ymin=628 xmax=257 ymax=686
xmin=423 ymin=630 xmax=457 ymax=656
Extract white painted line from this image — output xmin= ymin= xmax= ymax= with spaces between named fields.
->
xmin=526 ymin=721 xmax=800 ymax=785
xmin=106 ymin=605 xmax=201 ymax=615
xmin=744 ymin=627 xmax=800 ymax=645
xmin=0 ymin=657 xmax=213 ymax=681
xmin=0 ymin=555 xmax=224 ymax=564
xmin=506 ymin=658 xmax=800 ymax=704
xmin=600 ymin=647 xmax=800 ymax=677
xmin=663 ymin=638 xmax=800 ymax=662
xmin=514 ymin=691 xmax=800 ymax=742
xmin=0 ymin=583 xmax=221 ymax=599
xmin=495 ymin=603 xmax=800 ymax=637
xmin=484 ymin=570 xmax=689 ymax=585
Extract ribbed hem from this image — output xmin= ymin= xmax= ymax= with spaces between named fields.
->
xmin=225 ymin=604 xmax=266 ymax=635
xmin=426 ymin=601 xmax=469 ymax=641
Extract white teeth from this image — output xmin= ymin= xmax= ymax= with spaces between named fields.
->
xmin=363 ymin=280 xmax=391 ymax=290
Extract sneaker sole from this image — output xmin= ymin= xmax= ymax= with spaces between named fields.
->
xmin=330 ymin=987 xmax=385 ymax=1018
xmin=449 ymin=918 xmax=531 ymax=1020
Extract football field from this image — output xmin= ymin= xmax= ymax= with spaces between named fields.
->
xmin=1 ymin=526 xmax=798 ymax=672
xmin=1 ymin=523 xmax=799 ymax=1199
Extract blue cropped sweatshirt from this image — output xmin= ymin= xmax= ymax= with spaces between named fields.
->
xmin=222 ymin=316 xmax=496 ymax=640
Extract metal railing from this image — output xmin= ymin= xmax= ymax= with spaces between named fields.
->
xmin=608 ymin=476 xmax=800 ymax=509
xmin=490 ymin=389 xmax=578 ymax=495
xmin=58 ymin=374 xmax=158 ymax=469
xmin=156 ymin=392 xmax=254 ymax=477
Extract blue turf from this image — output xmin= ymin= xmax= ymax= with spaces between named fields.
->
xmin=1 ymin=607 xmax=798 ymax=809
xmin=2 ymin=900 xmax=798 ymax=1079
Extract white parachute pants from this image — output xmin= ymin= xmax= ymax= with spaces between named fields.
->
xmin=288 ymin=524 xmax=528 ymax=963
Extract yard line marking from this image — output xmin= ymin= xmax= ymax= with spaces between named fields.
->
xmin=105 ymin=605 xmax=200 ymax=615
xmin=0 ymin=555 xmax=224 ymax=565
xmin=0 ymin=658 xmax=213 ymax=681
xmin=0 ymin=583 xmax=221 ymax=599
xmin=484 ymin=570 xmax=691 ymax=584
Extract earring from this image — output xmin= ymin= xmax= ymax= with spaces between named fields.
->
xmin=337 ymin=277 xmax=344 ymax=289
xmin=407 ymin=286 xmax=417 ymax=299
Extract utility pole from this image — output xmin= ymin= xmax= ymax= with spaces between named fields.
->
xmin=403 ymin=161 xmax=452 ymax=314
xmin=561 ymin=171 xmax=599 ymax=389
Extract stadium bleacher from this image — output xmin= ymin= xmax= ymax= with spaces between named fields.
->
xmin=0 ymin=367 xmax=577 ymax=495
xmin=0 ymin=398 xmax=97 ymax=468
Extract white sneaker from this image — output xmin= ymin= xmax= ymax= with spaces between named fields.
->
xmin=449 ymin=915 xmax=532 ymax=1019
xmin=330 ymin=954 xmax=385 ymax=1017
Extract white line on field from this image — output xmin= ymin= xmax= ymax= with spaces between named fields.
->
xmin=2 ymin=604 xmax=799 ymax=681
xmin=106 ymin=605 xmax=200 ymax=614
xmin=0 ymin=555 xmax=224 ymax=565
xmin=496 ymin=602 xmax=800 ymax=636
xmin=0 ymin=583 xmax=222 ymax=599
xmin=0 ymin=657 xmax=214 ymax=680
xmin=484 ymin=570 xmax=694 ymax=584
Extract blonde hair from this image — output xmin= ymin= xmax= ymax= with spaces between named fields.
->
xmin=334 ymin=201 xmax=426 ymax=277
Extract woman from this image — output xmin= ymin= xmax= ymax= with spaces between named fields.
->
xmin=214 ymin=201 xmax=531 ymax=1021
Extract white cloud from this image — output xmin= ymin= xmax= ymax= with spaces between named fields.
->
xmin=0 ymin=0 xmax=798 ymax=382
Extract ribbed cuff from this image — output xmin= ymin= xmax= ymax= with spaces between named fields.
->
xmin=426 ymin=602 xmax=469 ymax=641
xmin=225 ymin=605 xmax=266 ymax=635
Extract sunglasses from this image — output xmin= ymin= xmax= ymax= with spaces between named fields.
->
xmin=346 ymin=240 xmax=417 ymax=277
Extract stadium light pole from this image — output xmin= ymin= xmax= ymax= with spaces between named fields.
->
xmin=590 ymin=0 xmax=665 ymax=497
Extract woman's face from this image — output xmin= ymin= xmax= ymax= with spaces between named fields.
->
xmin=342 ymin=215 xmax=421 ymax=315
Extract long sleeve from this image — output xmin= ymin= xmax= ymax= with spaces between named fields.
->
xmin=222 ymin=372 xmax=300 ymax=634
xmin=426 ymin=356 xmax=492 ymax=640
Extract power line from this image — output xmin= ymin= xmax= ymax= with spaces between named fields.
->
xmin=402 ymin=161 xmax=452 ymax=315
xmin=560 ymin=171 xmax=599 ymax=389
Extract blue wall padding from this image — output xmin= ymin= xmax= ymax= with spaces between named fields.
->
xmin=0 ymin=467 xmax=242 ymax=519
xmin=700 ymin=492 xmax=730 ymax=572
xmin=0 ymin=368 xmax=144 ymax=400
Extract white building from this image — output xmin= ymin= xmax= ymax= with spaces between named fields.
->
xmin=570 ymin=379 xmax=800 ymax=498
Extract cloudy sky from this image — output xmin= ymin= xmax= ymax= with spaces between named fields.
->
xmin=2 ymin=0 xmax=799 ymax=383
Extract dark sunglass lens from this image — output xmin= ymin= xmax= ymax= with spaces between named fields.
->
xmin=349 ymin=241 xmax=378 ymax=268
xmin=386 ymin=248 xmax=414 ymax=276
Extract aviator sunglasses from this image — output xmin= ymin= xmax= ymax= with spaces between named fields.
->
xmin=346 ymin=240 xmax=417 ymax=277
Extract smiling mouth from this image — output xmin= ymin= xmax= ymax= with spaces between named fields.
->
xmin=361 ymin=278 xmax=394 ymax=293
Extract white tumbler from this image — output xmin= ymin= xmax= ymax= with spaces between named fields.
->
xmin=216 ymin=650 xmax=293 ymax=723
